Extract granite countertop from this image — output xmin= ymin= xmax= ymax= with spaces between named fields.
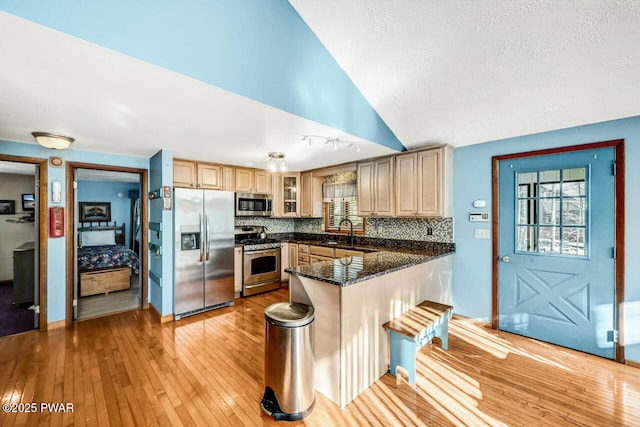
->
xmin=280 ymin=233 xmax=455 ymax=286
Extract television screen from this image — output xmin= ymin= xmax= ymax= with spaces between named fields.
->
xmin=22 ymin=193 xmax=35 ymax=211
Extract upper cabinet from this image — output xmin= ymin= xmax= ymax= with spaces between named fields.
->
xmin=278 ymin=173 xmax=300 ymax=217
xmin=357 ymin=157 xmax=395 ymax=217
xmin=197 ymin=163 xmax=222 ymax=190
xmin=222 ymin=166 xmax=235 ymax=191
xmin=273 ymin=173 xmax=300 ymax=217
xmin=395 ymin=146 xmax=453 ymax=217
xmin=173 ymin=159 xmax=222 ymax=190
xmin=175 ymin=159 xmax=270 ymax=193
xmin=173 ymin=159 xmax=197 ymax=188
xmin=300 ymin=172 xmax=323 ymax=217
xmin=235 ymin=167 xmax=271 ymax=194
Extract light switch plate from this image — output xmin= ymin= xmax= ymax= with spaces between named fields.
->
xmin=475 ymin=229 xmax=491 ymax=239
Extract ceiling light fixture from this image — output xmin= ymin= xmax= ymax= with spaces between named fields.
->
xmin=301 ymin=135 xmax=363 ymax=152
xmin=32 ymin=132 xmax=74 ymax=150
xmin=267 ymin=152 xmax=287 ymax=172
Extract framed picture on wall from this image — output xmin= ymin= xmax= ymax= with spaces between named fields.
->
xmin=0 ymin=200 xmax=16 ymax=214
xmin=80 ymin=202 xmax=111 ymax=222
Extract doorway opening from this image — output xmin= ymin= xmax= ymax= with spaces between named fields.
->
xmin=0 ymin=155 xmax=48 ymax=336
xmin=66 ymin=163 xmax=148 ymax=323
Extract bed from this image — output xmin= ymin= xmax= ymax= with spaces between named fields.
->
xmin=77 ymin=223 xmax=140 ymax=297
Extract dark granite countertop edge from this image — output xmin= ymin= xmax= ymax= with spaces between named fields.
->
xmin=285 ymin=248 xmax=455 ymax=287
xmin=271 ymin=232 xmax=455 ymax=254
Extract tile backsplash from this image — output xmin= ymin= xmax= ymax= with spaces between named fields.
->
xmin=234 ymin=217 xmax=294 ymax=234
xmin=235 ymin=216 xmax=453 ymax=243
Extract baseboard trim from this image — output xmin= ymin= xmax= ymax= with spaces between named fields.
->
xmin=47 ymin=320 xmax=67 ymax=330
xmin=626 ymin=359 xmax=640 ymax=369
xmin=150 ymin=303 xmax=173 ymax=323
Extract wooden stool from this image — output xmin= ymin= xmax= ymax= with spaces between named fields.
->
xmin=383 ymin=301 xmax=453 ymax=385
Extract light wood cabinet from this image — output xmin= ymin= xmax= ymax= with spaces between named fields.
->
xmin=395 ymin=146 xmax=453 ymax=217
xmin=289 ymin=243 xmax=299 ymax=268
xmin=176 ymin=159 xmax=272 ymax=193
xmin=235 ymin=167 xmax=271 ymax=193
xmin=357 ymin=157 xmax=395 ymax=217
xmin=235 ymin=167 xmax=253 ymax=192
xmin=300 ymin=172 xmax=323 ymax=217
xmin=297 ymin=244 xmax=309 ymax=265
xmin=280 ymin=242 xmax=290 ymax=282
xmin=234 ymin=246 xmax=242 ymax=294
xmin=334 ymin=248 xmax=364 ymax=258
xmin=296 ymin=244 xmax=367 ymax=265
xmin=255 ymin=170 xmax=271 ymax=193
xmin=309 ymin=245 xmax=334 ymax=258
xmin=197 ymin=163 xmax=222 ymax=190
xmin=173 ymin=159 xmax=197 ymax=188
xmin=222 ymin=166 xmax=235 ymax=191
xmin=174 ymin=159 xmax=223 ymax=190
xmin=271 ymin=173 xmax=300 ymax=218
xmin=281 ymin=174 xmax=300 ymax=217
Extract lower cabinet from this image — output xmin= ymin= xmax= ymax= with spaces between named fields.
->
xmin=297 ymin=244 xmax=309 ymax=266
xmin=280 ymin=242 xmax=289 ymax=282
xmin=294 ymin=243 xmax=366 ymax=266
xmin=234 ymin=246 xmax=243 ymax=295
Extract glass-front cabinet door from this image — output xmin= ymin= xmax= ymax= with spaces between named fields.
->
xmin=281 ymin=174 xmax=300 ymax=217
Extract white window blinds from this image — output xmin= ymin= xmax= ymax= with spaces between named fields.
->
xmin=323 ymin=181 xmax=364 ymax=232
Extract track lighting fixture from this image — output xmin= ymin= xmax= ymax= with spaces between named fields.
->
xmin=301 ymin=135 xmax=363 ymax=152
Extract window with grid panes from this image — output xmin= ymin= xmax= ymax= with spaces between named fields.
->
xmin=324 ymin=199 xmax=365 ymax=233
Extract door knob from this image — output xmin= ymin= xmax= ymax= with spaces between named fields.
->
xmin=501 ymin=255 xmax=510 ymax=263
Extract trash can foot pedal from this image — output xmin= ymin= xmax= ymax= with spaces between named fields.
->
xmin=261 ymin=386 xmax=315 ymax=421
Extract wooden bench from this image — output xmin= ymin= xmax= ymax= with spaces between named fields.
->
xmin=382 ymin=300 xmax=453 ymax=385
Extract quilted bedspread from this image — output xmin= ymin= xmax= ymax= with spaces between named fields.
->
xmin=78 ymin=244 xmax=140 ymax=275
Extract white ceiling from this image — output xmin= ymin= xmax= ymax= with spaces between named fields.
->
xmin=2 ymin=2 xmax=640 ymax=171
xmin=290 ymin=0 xmax=640 ymax=148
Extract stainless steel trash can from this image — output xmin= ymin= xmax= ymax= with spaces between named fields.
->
xmin=261 ymin=302 xmax=315 ymax=421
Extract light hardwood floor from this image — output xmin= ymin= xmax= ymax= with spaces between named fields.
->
xmin=77 ymin=274 xmax=141 ymax=320
xmin=1 ymin=287 xmax=639 ymax=426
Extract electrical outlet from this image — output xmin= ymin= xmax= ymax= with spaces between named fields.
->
xmin=427 ymin=227 xmax=433 ymax=236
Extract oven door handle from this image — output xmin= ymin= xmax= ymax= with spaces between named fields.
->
xmin=199 ymin=213 xmax=204 ymax=263
xmin=244 ymin=249 xmax=279 ymax=256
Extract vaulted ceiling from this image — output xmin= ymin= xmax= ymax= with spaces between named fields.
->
xmin=1 ymin=1 xmax=639 ymax=171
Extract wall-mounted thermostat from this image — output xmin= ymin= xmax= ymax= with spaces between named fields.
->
xmin=469 ymin=212 xmax=490 ymax=222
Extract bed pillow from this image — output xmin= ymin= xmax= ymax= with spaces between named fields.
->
xmin=81 ymin=230 xmax=116 ymax=247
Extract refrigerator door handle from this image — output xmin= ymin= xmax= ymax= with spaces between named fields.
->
xmin=199 ymin=212 xmax=204 ymax=263
xmin=205 ymin=213 xmax=211 ymax=261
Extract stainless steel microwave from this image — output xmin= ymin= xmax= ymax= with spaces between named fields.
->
xmin=235 ymin=192 xmax=272 ymax=216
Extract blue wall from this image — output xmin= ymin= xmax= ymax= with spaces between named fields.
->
xmin=148 ymin=150 xmax=174 ymax=316
xmin=0 ymin=0 xmax=404 ymax=152
xmin=0 ymin=140 xmax=148 ymax=324
xmin=77 ymin=180 xmax=140 ymax=247
xmin=453 ymin=115 xmax=640 ymax=361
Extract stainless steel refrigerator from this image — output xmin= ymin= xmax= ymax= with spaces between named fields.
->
xmin=174 ymin=189 xmax=234 ymax=319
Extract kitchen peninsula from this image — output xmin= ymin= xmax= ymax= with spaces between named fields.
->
xmin=285 ymin=241 xmax=454 ymax=408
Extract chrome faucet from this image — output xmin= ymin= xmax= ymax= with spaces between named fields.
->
xmin=338 ymin=218 xmax=355 ymax=247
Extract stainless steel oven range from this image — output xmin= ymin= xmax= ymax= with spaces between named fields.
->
xmin=241 ymin=238 xmax=281 ymax=296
